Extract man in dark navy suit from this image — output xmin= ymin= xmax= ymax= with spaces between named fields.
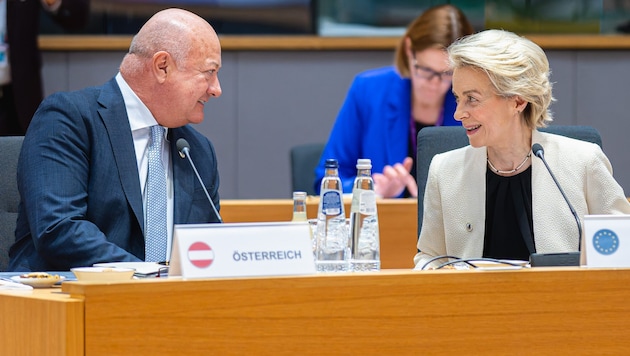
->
xmin=8 ymin=8 xmax=223 ymax=271
xmin=1 ymin=0 xmax=90 ymax=135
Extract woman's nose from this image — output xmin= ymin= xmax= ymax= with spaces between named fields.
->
xmin=453 ymin=105 xmax=466 ymax=122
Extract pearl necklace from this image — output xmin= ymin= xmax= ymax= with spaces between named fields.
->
xmin=487 ymin=152 xmax=532 ymax=175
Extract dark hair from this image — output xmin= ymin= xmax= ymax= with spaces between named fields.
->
xmin=394 ymin=4 xmax=474 ymax=77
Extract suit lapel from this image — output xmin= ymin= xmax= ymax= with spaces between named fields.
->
xmin=169 ymin=129 xmax=195 ymax=223
xmin=98 ymin=79 xmax=145 ymax=233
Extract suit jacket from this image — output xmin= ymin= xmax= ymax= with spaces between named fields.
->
xmin=414 ymin=130 xmax=630 ymax=268
xmin=8 ymin=78 xmax=221 ymax=271
xmin=5 ymin=0 xmax=89 ymax=135
xmin=314 ymin=66 xmax=459 ymax=195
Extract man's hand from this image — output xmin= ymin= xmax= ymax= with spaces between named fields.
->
xmin=372 ymin=157 xmax=418 ymax=198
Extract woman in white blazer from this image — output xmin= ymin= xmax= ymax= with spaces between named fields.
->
xmin=414 ymin=30 xmax=630 ymax=269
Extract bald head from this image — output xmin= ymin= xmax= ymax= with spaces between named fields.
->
xmin=127 ymin=8 xmax=218 ymax=64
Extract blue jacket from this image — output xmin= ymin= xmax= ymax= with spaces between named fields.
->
xmin=8 ymin=78 xmax=221 ymax=271
xmin=314 ymin=66 xmax=459 ymax=195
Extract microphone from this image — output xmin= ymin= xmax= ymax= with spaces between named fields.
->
xmin=176 ymin=138 xmax=223 ymax=223
xmin=530 ymin=143 xmax=580 ymax=266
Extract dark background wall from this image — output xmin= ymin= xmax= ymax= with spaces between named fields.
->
xmin=41 ymin=48 xmax=630 ymax=199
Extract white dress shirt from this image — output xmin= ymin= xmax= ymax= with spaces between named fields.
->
xmin=115 ymin=72 xmax=174 ymax=261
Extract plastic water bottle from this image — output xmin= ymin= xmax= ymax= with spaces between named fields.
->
xmin=350 ymin=158 xmax=380 ymax=271
xmin=291 ymin=191 xmax=308 ymax=222
xmin=315 ymin=159 xmax=349 ymax=272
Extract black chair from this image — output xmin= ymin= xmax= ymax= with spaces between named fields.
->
xmin=290 ymin=142 xmax=325 ymax=196
xmin=415 ymin=125 xmax=602 ymax=236
xmin=0 ymin=136 xmax=24 ymax=271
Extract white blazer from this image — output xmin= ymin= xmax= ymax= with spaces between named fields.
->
xmin=414 ymin=130 xmax=630 ymax=268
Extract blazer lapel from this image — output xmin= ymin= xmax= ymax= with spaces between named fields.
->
xmin=531 ymin=130 xmax=562 ymax=250
xmin=98 ymin=79 xmax=145 ymax=233
xmin=464 ymin=147 xmax=488 ymax=255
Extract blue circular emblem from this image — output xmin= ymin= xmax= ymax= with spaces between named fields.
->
xmin=592 ymin=229 xmax=619 ymax=255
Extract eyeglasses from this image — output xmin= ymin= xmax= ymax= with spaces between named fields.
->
xmin=412 ymin=58 xmax=453 ymax=83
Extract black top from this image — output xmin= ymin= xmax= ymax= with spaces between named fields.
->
xmin=483 ymin=166 xmax=535 ymax=261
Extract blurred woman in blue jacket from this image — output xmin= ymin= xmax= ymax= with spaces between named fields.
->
xmin=314 ymin=4 xmax=473 ymax=198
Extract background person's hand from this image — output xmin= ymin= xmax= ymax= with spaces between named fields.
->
xmin=373 ymin=157 xmax=418 ymax=198
xmin=41 ymin=0 xmax=62 ymax=10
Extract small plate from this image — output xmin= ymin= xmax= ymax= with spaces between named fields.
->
xmin=11 ymin=275 xmax=65 ymax=288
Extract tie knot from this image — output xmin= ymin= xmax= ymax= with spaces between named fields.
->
xmin=151 ymin=125 xmax=163 ymax=142
xmin=150 ymin=125 xmax=164 ymax=152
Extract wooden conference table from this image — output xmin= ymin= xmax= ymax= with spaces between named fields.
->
xmin=2 ymin=267 xmax=630 ymax=355
xmin=220 ymin=198 xmax=418 ymax=269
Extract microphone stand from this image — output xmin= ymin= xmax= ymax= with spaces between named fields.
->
xmin=530 ymin=143 xmax=580 ymax=267
xmin=178 ymin=140 xmax=223 ymax=223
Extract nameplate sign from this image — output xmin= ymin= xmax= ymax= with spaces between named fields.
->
xmin=583 ymin=214 xmax=630 ymax=267
xmin=169 ymin=222 xmax=315 ymax=278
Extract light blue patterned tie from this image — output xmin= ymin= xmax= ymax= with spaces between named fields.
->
xmin=145 ymin=125 xmax=167 ymax=262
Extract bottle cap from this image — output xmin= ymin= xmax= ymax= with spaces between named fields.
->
xmin=293 ymin=191 xmax=307 ymax=199
xmin=356 ymin=158 xmax=372 ymax=169
xmin=325 ymin=159 xmax=338 ymax=168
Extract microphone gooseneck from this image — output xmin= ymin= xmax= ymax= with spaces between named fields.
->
xmin=531 ymin=143 xmax=581 ymax=251
xmin=176 ymin=138 xmax=223 ymax=223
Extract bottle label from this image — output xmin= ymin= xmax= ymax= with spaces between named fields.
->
xmin=358 ymin=190 xmax=376 ymax=215
xmin=321 ymin=190 xmax=342 ymax=216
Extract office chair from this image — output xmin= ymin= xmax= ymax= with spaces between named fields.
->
xmin=0 ymin=136 xmax=24 ymax=271
xmin=290 ymin=142 xmax=325 ymax=196
xmin=416 ymin=125 xmax=602 ymax=237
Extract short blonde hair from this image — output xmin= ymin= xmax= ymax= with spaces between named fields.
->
xmin=448 ymin=29 xmax=555 ymax=128
xmin=394 ymin=4 xmax=473 ymax=77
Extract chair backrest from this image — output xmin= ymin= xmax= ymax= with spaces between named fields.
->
xmin=415 ymin=125 xmax=602 ymax=237
xmin=290 ymin=142 xmax=325 ymax=196
xmin=0 ymin=136 xmax=24 ymax=271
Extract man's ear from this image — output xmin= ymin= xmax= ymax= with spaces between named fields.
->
xmin=152 ymin=51 xmax=171 ymax=83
